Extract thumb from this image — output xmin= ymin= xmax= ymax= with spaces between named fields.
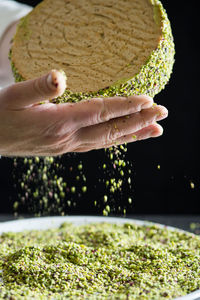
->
xmin=1 ymin=69 xmax=67 ymax=109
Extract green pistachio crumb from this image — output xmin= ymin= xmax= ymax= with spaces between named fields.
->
xmin=0 ymin=222 xmax=199 ymax=299
xmin=82 ymin=186 xmax=87 ymax=193
xmin=71 ymin=187 xmax=76 ymax=193
xmin=103 ymin=195 xmax=108 ymax=203
xmin=128 ymin=197 xmax=132 ymax=204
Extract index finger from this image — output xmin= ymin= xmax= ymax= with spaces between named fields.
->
xmin=58 ymin=95 xmax=154 ymax=129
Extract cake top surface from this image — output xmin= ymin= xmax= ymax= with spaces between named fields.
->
xmin=11 ymin=0 xmax=162 ymax=93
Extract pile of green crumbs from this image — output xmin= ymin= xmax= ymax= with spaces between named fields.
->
xmin=0 ymin=222 xmax=200 ymax=299
xmin=13 ymin=145 xmax=133 ymax=217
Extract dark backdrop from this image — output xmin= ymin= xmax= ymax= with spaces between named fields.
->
xmin=0 ymin=0 xmax=199 ymax=215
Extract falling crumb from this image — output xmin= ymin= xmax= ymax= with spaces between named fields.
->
xmin=13 ymin=136 xmax=133 ymax=218
xmin=103 ymin=209 xmax=108 ymax=216
xmin=82 ymin=186 xmax=87 ymax=193
xmin=13 ymin=201 xmax=19 ymax=210
xmin=78 ymin=164 xmax=83 ymax=170
xmin=103 ymin=195 xmax=108 ymax=203
xmin=128 ymin=198 xmax=132 ymax=204
xmin=190 ymin=182 xmax=195 ymax=189
xmin=105 ymin=205 xmax=110 ymax=213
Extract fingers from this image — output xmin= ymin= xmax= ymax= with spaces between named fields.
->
xmin=57 ymin=95 xmax=153 ymax=129
xmin=77 ymin=105 xmax=168 ymax=145
xmin=106 ymin=123 xmax=163 ymax=148
xmin=75 ymin=123 xmax=163 ymax=152
xmin=1 ymin=70 xmax=66 ymax=109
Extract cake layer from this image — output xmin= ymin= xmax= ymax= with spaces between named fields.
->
xmin=11 ymin=0 xmax=175 ymax=102
xmin=11 ymin=0 xmax=161 ymax=93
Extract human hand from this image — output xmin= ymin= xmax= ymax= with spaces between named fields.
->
xmin=0 ymin=70 xmax=168 ymax=157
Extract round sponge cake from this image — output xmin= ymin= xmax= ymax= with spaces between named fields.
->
xmin=10 ymin=0 xmax=175 ymax=102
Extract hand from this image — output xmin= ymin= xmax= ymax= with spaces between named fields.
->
xmin=0 ymin=70 xmax=168 ymax=157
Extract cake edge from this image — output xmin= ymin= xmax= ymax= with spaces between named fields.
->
xmin=9 ymin=0 xmax=175 ymax=102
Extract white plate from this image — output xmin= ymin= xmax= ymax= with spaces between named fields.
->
xmin=0 ymin=216 xmax=200 ymax=300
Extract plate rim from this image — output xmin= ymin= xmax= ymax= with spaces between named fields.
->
xmin=0 ymin=215 xmax=196 ymax=234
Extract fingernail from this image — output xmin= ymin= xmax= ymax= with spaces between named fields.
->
xmin=151 ymin=127 xmax=163 ymax=137
xmin=47 ymin=72 xmax=59 ymax=89
xmin=156 ymin=107 xmax=168 ymax=120
xmin=141 ymin=96 xmax=153 ymax=109
xmin=47 ymin=73 xmax=55 ymax=87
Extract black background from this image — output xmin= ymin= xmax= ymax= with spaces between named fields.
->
xmin=0 ymin=0 xmax=199 ymax=215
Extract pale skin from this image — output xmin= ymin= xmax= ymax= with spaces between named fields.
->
xmin=0 ymin=21 xmax=168 ymax=157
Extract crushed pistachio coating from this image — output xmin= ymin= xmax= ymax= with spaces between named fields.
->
xmin=10 ymin=0 xmax=175 ymax=102
xmin=0 ymin=222 xmax=200 ymax=299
